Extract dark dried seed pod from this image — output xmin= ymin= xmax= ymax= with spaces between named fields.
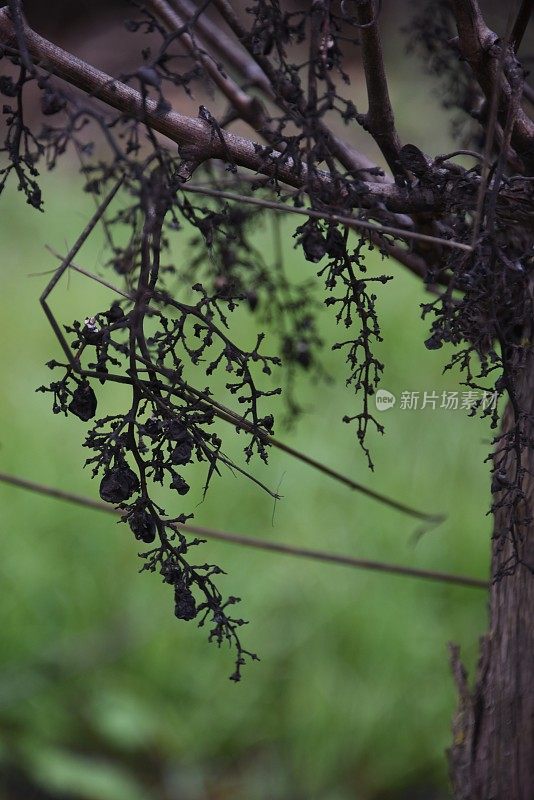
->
xmin=283 ymin=337 xmax=311 ymax=369
xmin=41 ymin=89 xmax=66 ymax=116
xmin=68 ymin=382 xmax=97 ymax=421
xmin=295 ymin=342 xmax=312 ymax=369
xmin=246 ymin=291 xmax=259 ymax=312
xmin=81 ymin=319 xmax=103 ymax=345
xmin=326 ymin=228 xmax=345 ymax=259
xmin=302 ymin=228 xmax=327 ymax=263
xmin=105 ymin=301 xmax=125 ymax=323
xmin=99 ymin=464 xmax=139 ymax=504
xmin=424 ymin=334 xmax=443 ymax=351
xmin=171 ymin=441 xmax=193 ymax=465
xmin=137 ymin=66 xmax=161 ymax=88
xmin=167 ymin=420 xmax=189 ymax=442
xmin=128 ymin=509 xmax=156 ymax=543
xmin=161 ymin=560 xmax=182 ymax=584
xmin=0 ymin=76 xmax=18 ymax=97
xmin=170 ymin=474 xmax=190 ymax=495
xmin=174 ymin=584 xmax=197 ymax=621
xmin=143 ymin=417 xmax=161 ymax=438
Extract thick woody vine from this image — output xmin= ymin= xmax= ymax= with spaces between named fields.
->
xmin=0 ymin=0 xmax=533 ymax=678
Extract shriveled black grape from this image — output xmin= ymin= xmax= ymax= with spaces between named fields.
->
xmin=174 ymin=584 xmax=197 ymax=621
xmin=99 ymin=464 xmax=139 ymax=504
xmin=171 ymin=474 xmax=190 ymax=495
xmin=129 ymin=509 xmax=156 ymax=542
xmin=171 ymin=442 xmax=192 ymax=465
xmin=68 ymin=382 xmax=97 ymax=421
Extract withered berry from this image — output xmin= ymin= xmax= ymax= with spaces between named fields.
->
xmin=424 ymin=334 xmax=443 ymax=351
xmin=68 ymin=382 xmax=97 ymax=421
xmin=171 ymin=441 xmax=192 ymax=465
xmin=81 ymin=317 xmax=103 ymax=345
xmin=247 ymin=291 xmax=259 ymax=312
xmin=301 ymin=226 xmax=327 ymax=263
xmin=161 ymin=560 xmax=182 ymax=584
xmin=174 ymin=584 xmax=197 ymax=620
xmin=129 ymin=509 xmax=157 ymax=542
xmin=143 ymin=417 xmax=161 ymax=438
xmin=326 ymin=228 xmax=345 ymax=259
xmin=137 ymin=66 xmax=161 ymax=87
xmin=167 ymin=420 xmax=189 ymax=442
xmin=99 ymin=463 xmax=139 ymax=504
xmin=171 ymin=474 xmax=190 ymax=495
xmin=105 ymin=301 xmax=125 ymax=323
xmin=0 ymin=76 xmax=17 ymax=97
xmin=41 ymin=89 xmax=66 ymax=116
xmin=295 ymin=341 xmax=311 ymax=369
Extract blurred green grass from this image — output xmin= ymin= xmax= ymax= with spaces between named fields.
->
xmin=0 ymin=171 xmax=491 ymax=800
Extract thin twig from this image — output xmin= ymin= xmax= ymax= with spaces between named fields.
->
xmin=148 ymin=0 xmax=268 ymax=131
xmin=353 ymin=0 xmax=404 ymax=178
xmin=510 ymin=0 xmax=533 ymax=53
xmin=39 ymin=180 xmax=123 ymax=364
xmin=180 ymin=183 xmax=473 ymax=252
xmin=45 ymin=246 xmax=132 ymax=299
xmin=469 ymin=6 xmax=515 ymax=246
xmin=0 ymin=471 xmax=486 ymax=590
xmin=170 ymin=0 xmax=272 ymax=94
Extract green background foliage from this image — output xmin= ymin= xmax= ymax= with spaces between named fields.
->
xmin=0 ymin=167 xmax=491 ymax=799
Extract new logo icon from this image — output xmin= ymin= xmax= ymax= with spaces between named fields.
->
xmin=375 ymin=389 xmax=396 ymax=411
